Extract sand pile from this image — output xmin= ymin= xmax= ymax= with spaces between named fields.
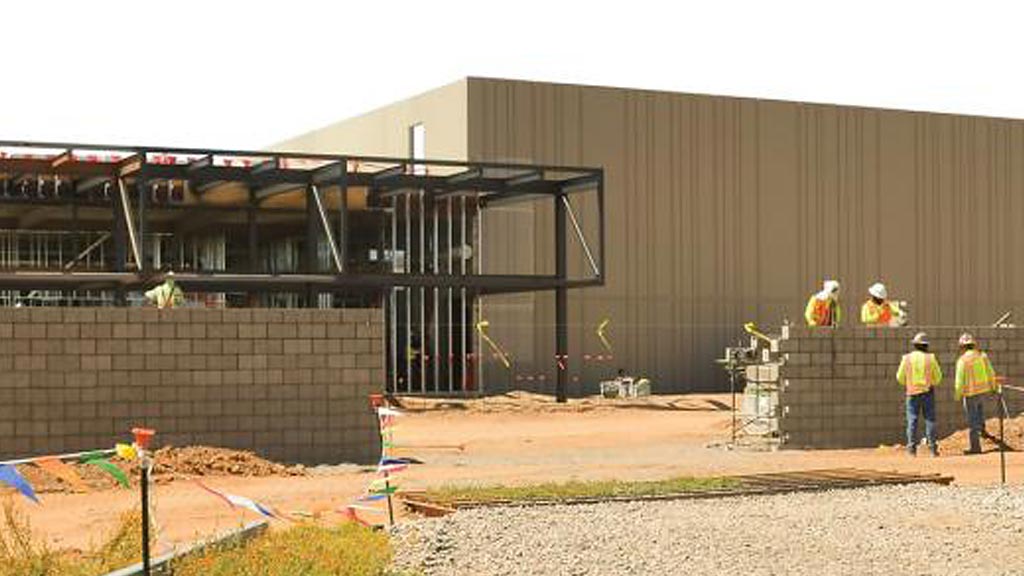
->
xmin=938 ymin=414 xmax=1024 ymax=455
xmin=13 ymin=446 xmax=306 ymax=494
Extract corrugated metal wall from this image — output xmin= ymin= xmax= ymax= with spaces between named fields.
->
xmin=468 ymin=77 xmax=1024 ymax=393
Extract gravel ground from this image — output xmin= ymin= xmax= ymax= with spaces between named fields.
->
xmin=390 ymin=485 xmax=1024 ymax=576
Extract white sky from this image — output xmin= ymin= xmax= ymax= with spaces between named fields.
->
xmin=2 ymin=1 xmax=1021 ymax=151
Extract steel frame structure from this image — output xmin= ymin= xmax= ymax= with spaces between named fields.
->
xmin=0 ymin=140 xmax=605 ymax=400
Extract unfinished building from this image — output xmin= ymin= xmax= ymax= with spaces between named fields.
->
xmin=0 ymin=141 xmax=603 ymax=460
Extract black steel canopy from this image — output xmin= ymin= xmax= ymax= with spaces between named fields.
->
xmin=0 ymin=140 xmax=605 ymax=296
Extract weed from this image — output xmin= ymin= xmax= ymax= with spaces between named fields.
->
xmin=171 ymin=522 xmax=392 ymax=576
xmin=424 ymin=475 xmax=739 ymax=505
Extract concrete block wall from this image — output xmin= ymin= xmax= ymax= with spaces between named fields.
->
xmin=779 ymin=326 xmax=1024 ymax=449
xmin=0 ymin=308 xmax=384 ymax=464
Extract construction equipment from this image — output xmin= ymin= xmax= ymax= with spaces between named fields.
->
xmin=599 ymin=373 xmax=650 ymax=399
xmin=718 ymin=322 xmax=784 ymax=449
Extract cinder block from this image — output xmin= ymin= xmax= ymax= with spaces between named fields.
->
xmin=239 ymin=323 xmax=268 ymax=339
xmin=283 ymin=339 xmax=312 ymax=355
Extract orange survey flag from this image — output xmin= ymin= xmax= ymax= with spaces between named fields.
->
xmin=34 ymin=457 xmax=89 ymax=492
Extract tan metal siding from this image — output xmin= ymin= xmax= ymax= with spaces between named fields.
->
xmin=468 ymin=77 xmax=1024 ymax=393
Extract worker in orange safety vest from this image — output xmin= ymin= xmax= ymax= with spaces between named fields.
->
xmin=860 ymin=282 xmax=905 ymax=326
xmin=896 ymin=332 xmax=942 ymax=457
xmin=804 ymin=280 xmax=841 ymax=327
xmin=955 ymin=333 xmax=1000 ymax=455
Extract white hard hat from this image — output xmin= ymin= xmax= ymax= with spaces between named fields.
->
xmin=958 ymin=333 xmax=976 ymax=347
xmin=868 ymin=282 xmax=887 ymax=300
xmin=911 ymin=332 xmax=929 ymax=346
xmin=166 ymin=270 xmax=175 ymax=277
xmin=823 ymin=280 xmax=840 ymax=294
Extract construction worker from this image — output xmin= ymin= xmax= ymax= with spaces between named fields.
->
xmin=144 ymin=271 xmax=184 ymax=309
xmin=860 ymin=282 xmax=905 ymax=326
xmin=955 ymin=333 xmax=1000 ymax=455
xmin=896 ymin=332 xmax=942 ymax=456
xmin=804 ymin=280 xmax=841 ymax=327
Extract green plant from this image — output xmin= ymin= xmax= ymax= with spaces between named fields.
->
xmin=423 ymin=475 xmax=738 ymax=505
xmin=171 ymin=522 xmax=392 ymax=576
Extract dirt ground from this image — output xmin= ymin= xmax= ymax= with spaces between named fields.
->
xmin=11 ymin=392 xmax=1024 ymax=552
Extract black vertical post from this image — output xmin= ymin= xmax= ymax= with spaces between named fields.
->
xmin=136 ymin=177 xmax=147 ymax=272
xmin=555 ymin=192 xmax=568 ymax=403
xmin=70 ymin=183 xmax=80 ymax=268
xmin=140 ymin=463 xmax=151 ymax=575
xmin=247 ymin=190 xmax=259 ymax=273
xmin=999 ymin=393 xmax=1007 ymax=484
xmin=111 ymin=179 xmax=128 ymax=305
xmin=305 ymin=185 xmax=318 ymax=307
xmin=338 ymin=161 xmax=349 ymax=273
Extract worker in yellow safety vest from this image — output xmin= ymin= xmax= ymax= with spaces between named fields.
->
xmin=804 ymin=280 xmax=841 ymax=327
xmin=896 ymin=332 xmax=942 ymax=457
xmin=860 ymin=282 xmax=905 ymax=326
xmin=144 ymin=271 xmax=184 ymax=309
xmin=955 ymin=333 xmax=1000 ymax=455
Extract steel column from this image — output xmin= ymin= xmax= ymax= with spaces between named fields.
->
xmin=137 ymin=178 xmax=147 ymax=271
xmin=305 ymin=185 xmax=318 ymax=307
xmin=337 ymin=165 xmax=348 ymax=272
xmin=555 ymin=193 xmax=568 ymax=403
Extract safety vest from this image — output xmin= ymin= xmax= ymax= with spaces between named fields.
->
xmin=896 ymin=350 xmax=942 ymax=396
xmin=805 ymin=295 xmax=840 ymax=327
xmin=145 ymin=281 xmax=183 ymax=309
xmin=860 ymin=299 xmax=898 ymax=326
xmin=955 ymin=350 xmax=997 ymax=400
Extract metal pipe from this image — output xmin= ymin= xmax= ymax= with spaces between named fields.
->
xmin=310 ymin=184 xmax=343 ymax=273
xmin=63 ymin=233 xmax=110 ymax=271
xmin=115 ymin=178 xmax=141 ymax=270
xmin=561 ymin=195 xmax=600 ymax=278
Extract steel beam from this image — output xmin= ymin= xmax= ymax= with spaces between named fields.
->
xmin=555 ymin=193 xmax=568 ymax=403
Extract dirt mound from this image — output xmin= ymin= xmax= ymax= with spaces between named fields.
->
xmin=151 ymin=446 xmax=306 ymax=480
xmin=939 ymin=414 xmax=1024 ymax=455
xmin=12 ymin=446 xmax=306 ymax=495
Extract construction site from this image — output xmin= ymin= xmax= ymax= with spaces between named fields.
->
xmin=2 ymin=76 xmax=1024 ymax=576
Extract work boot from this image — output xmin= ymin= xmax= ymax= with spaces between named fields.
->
xmin=929 ymin=445 xmax=939 ymax=457
xmin=906 ymin=445 xmax=917 ymax=457
xmin=963 ymin=449 xmax=981 ymax=456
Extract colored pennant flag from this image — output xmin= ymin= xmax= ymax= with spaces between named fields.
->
xmin=345 ymin=503 xmax=385 ymax=513
xmin=341 ymin=506 xmax=372 ymax=527
xmin=115 ymin=443 xmax=138 ymax=461
xmin=377 ymin=407 xmax=403 ymax=418
xmin=34 ymin=457 xmax=88 ymax=492
xmin=368 ymin=485 xmax=398 ymax=495
xmin=83 ymin=458 xmax=130 ymax=488
xmin=196 ymin=481 xmax=276 ymax=519
xmin=358 ymin=493 xmax=388 ymax=502
xmin=377 ymin=463 xmax=407 ymax=475
xmin=0 ymin=464 xmax=39 ymax=503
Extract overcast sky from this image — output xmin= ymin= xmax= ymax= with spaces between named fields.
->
xmin=2 ymin=1 xmax=1020 ymax=151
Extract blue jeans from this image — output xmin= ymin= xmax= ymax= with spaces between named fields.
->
xmin=962 ymin=395 xmax=986 ymax=453
xmin=906 ymin=389 xmax=936 ymax=452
